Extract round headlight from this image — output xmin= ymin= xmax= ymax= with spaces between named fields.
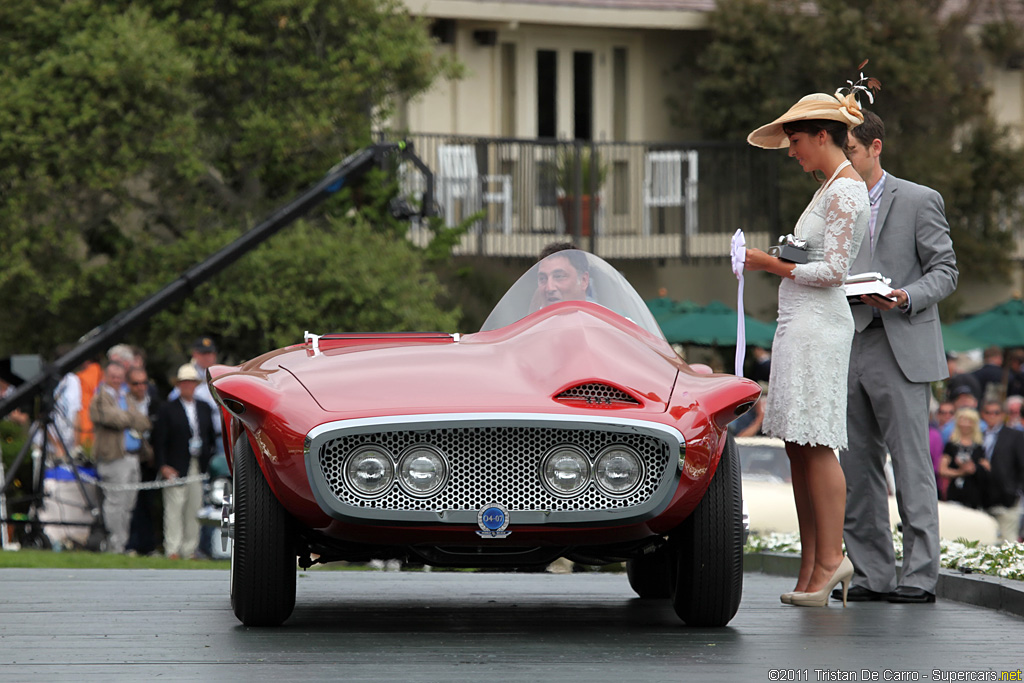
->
xmin=594 ymin=445 xmax=643 ymax=496
xmin=345 ymin=445 xmax=394 ymax=498
xmin=398 ymin=445 xmax=448 ymax=497
xmin=540 ymin=446 xmax=591 ymax=497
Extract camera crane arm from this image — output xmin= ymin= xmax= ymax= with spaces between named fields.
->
xmin=0 ymin=141 xmax=433 ymax=420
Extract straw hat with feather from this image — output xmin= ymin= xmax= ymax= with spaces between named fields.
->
xmin=747 ymin=92 xmax=865 ymax=150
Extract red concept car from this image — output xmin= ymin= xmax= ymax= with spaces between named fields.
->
xmin=209 ymin=249 xmax=761 ymax=627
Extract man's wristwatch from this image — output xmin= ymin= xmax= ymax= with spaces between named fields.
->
xmin=897 ymin=289 xmax=911 ymax=313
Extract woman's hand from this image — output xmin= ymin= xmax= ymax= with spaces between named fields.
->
xmin=744 ymin=247 xmax=772 ymax=272
xmin=960 ymin=459 xmax=976 ymax=475
xmin=977 ymin=459 xmax=991 ymax=472
xmin=745 ymin=246 xmax=797 ymax=279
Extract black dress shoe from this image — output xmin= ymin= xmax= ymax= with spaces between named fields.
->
xmin=886 ymin=586 xmax=936 ymax=603
xmin=832 ymin=585 xmax=886 ymax=601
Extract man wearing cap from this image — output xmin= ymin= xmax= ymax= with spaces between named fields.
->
xmin=838 ymin=111 xmax=958 ymax=604
xmin=153 ymin=363 xmax=217 ymax=559
xmin=168 ymin=337 xmax=223 ymax=455
xmin=89 ymin=362 xmax=151 ymax=553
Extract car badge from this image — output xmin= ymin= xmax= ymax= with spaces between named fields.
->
xmin=476 ymin=503 xmax=511 ymax=538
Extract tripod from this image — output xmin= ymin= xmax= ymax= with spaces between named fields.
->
xmin=1 ymin=375 xmax=104 ymax=551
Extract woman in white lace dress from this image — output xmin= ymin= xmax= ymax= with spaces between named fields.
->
xmin=744 ymin=93 xmax=870 ymax=607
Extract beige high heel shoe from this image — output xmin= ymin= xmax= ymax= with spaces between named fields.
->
xmin=790 ymin=557 xmax=854 ymax=607
xmin=780 ymin=592 xmax=797 ymax=604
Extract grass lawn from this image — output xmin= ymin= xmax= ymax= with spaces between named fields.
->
xmin=0 ymin=548 xmax=230 ymax=570
xmin=0 ymin=549 xmax=385 ymax=571
xmin=0 ymin=548 xmax=626 ymax=573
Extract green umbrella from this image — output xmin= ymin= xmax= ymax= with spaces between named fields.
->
xmin=940 ymin=324 xmax=984 ymax=353
xmin=656 ymin=300 xmax=777 ymax=347
xmin=645 ymin=296 xmax=697 ymax=320
xmin=948 ymin=299 xmax=1024 ymax=348
xmin=645 ymin=296 xmax=675 ymax=318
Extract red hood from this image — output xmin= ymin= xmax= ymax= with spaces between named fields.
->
xmin=274 ymin=304 xmax=679 ymax=415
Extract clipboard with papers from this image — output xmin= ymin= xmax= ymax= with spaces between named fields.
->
xmin=844 ymin=272 xmax=896 ymax=303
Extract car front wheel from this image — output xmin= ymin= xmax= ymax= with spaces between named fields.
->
xmin=230 ymin=434 xmax=296 ymax=626
xmin=669 ymin=432 xmax=744 ymax=626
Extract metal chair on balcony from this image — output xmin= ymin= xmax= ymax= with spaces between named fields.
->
xmin=437 ymin=145 xmax=512 ymax=233
xmin=642 ymin=150 xmax=698 ymax=236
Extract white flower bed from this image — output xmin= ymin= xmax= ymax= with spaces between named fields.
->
xmin=746 ymin=532 xmax=1024 ymax=581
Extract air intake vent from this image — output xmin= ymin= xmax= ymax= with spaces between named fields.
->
xmin=555 ymin=383 xmax=640 ymax=407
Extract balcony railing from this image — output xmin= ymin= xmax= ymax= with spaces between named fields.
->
xmin=391 ymin=133 xmax=783 ymax=260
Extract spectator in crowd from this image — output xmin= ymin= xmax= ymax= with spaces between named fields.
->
xmin=125 ymin=366 xmax=162 ymax=556
xmin=978 ymin=400 xmax=1024 ymax=543
xmin=74 ymin=354 xmax=104 ymax=450
xmin=935 ymin=400 xmax=956 ymax=445
xmin=1003 ymin=395 xmax=1024 ymax=431
xmin=948 ymin=386 xmax=983 ymax=439
xmin=33 ymin=343 xmax=83 ymax=461
xmin=107 ymin=344 xmax=137 ymax=371
xmin=89 ymin=362 xmax=151 ymax=553
xmin=1006 ymin=349 xmax=1024 ymax=399
xmin=972 ymin=346 xmax=1005 ymax=403
xmin=168 ymin=337 xmax=222 ymax=455
xmin=943 ymin=351 xmax=981 ymax=405
xmin=939 ymin=408 xmax=986 ymax=509
xmin=729 ymin=385 xmax=767 ymax=438
xmin=153 ymin=363 xmax=217 ymax=559
xmin=928 ymin=402 xmax=948 ymax=500
xmin=749 ymin=347 xmax=772 ymax=384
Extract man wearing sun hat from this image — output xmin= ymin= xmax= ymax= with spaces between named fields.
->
xmin=168 ymin=336 xmax=223 ymax=455
xmin=153 ymin=363 xmax=217 ymax=559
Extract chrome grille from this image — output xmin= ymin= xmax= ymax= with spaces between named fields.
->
xmin=317 ymin=426 xmax=670 ymax=512
xmin=555 ymin=383 xmax=639 ymax=405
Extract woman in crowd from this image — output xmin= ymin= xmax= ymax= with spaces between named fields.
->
xmin=939 ymin=408 xmax=987 ymax=510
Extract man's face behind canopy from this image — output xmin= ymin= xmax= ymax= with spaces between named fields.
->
xmin=537 ymin=253 xmax=589 ymax=305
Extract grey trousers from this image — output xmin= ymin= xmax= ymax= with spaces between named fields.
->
xmin=840 ymin=326 xmax=939 ymax=593
xmin=96 ymin=454 xmax=140 ymax=554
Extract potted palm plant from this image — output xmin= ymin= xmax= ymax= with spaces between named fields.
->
xmin=555 ymin=145 xmax=607 ymax=236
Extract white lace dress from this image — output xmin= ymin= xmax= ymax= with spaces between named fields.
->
xmin=762 ymin=176 xmax=869 ymax=450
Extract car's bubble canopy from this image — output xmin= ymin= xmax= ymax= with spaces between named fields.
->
xmin=480 ymin=249 xmax=665 ymax=338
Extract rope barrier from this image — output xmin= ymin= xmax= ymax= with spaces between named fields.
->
xmin=52 ymin=469 xmax=210 ymax=492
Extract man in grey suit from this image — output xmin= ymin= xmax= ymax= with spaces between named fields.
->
xmin=835 ymin=111 xmax=958 ymax=603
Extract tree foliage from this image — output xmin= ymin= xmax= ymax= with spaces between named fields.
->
xmin=0 ymin=0 xmax=462 ymax=367
xmin=684 ymin=0 xmax=1024 ymax=298
xmin=95 ymin=216 xmax=460 ymax=372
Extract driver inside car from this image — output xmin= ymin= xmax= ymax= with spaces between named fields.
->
xmin=536 ymin=246 xmax=592 ymax=306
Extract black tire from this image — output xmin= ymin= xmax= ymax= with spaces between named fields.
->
xmin=669 ymin=433 xmax=744 ymax=626
xmin=231 ymin=435 xmax=296 ymax=626
xmin=626 ymin=547 xmax=672 ymax=598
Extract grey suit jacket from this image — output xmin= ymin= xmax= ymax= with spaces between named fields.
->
xmin=849 ymin=174 xmax=958 ymax=383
